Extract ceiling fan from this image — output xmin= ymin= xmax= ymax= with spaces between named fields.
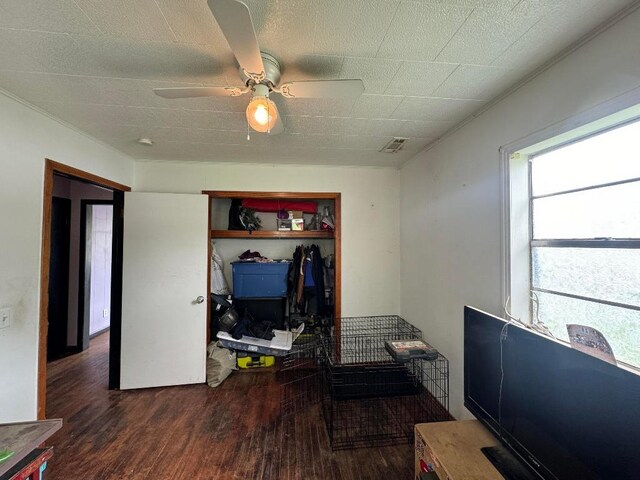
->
xmin=153 ymin=0 xmax=365 ymax=136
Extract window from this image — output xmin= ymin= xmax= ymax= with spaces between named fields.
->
xmin=508 ymin=117 xmax=640 ymax=370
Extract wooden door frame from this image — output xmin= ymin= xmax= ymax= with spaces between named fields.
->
xmin=39 ymin=159 xmax=131 ymax=419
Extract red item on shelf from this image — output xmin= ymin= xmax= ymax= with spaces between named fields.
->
xmin=241 ymin=199 xmax=318 ymax=214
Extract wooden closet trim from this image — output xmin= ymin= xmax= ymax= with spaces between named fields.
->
xmin=203 ymin=191 xmax=340 ymax=200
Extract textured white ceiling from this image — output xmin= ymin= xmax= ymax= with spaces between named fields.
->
xmin=0 ymin=0 xmax=635 ymax=167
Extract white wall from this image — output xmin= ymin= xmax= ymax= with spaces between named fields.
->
xmin=400 ymin=9 xmax=640 ymax=419
xmin=0 ymin=93 xmax=133 ymax=422
xmin=134 ymin=162 xmax=401 ymax=317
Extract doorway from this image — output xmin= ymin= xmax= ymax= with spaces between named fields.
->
xmin=39 ymin=159 xmax=130 ymax=419
xmin=47 ymin=197 xmax=71 ymax=361
xmin=79 ymin=201 xmax=115 ymax=348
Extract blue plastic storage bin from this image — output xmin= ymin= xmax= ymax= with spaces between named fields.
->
xmin=232 ymin=260 xmax=291 ymax=298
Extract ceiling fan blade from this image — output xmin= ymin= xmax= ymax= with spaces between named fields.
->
xmin=153 ymin=86 xmax=249 ymax=99
xmin=207 ymin=0 xmax=265 ymax=81
xmin=269 ymin=113 xmax=284 ymax=135
xmin=277 ymin=79 xmax=365 ymax=99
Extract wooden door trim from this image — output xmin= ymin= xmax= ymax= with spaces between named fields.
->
xmin=39 ymin=159 xmax=131 ymax=419
xmin=334 ymin=193 xmax=341 ymax=325
xmin=46 ymin=159 xmax=131 ymax=192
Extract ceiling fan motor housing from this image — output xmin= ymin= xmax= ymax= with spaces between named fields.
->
xmin=252 ymin=83 xmax=271 ymax=99
xmin=240 ymin=52 xmax=281 ymax=89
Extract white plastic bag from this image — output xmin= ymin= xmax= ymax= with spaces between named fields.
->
xmin=206 ymin=341 xmax=236 ymax=388
xmin=211 ymin=240 xmax=230 ymax=295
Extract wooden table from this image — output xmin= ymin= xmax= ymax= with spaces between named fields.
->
xmin=415 ymin=420 xmax=503 ymax=480
xmin=0 ymin=420 xmax=62 ymax=480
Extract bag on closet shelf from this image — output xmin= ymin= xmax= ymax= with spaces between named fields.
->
xmin=211 ymin=241 xmax=230 ymax=295
xmin=228 ymin=199 xmax=261 ymax=232
xmin=206 ymin=341 xmax=236 ymax=388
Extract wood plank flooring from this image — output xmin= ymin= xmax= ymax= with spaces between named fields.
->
xmin=45 ymin=333 xmax=414 ymax=479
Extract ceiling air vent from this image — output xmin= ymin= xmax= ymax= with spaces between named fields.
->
xmin=380 ymin=137 xmax=408 ymax=153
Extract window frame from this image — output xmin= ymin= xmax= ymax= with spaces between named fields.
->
xmin=500 ymin=97 xmax=640 ymax=372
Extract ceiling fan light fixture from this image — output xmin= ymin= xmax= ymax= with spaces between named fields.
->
xmin=246 ymin=91 xmax=278 ymax=133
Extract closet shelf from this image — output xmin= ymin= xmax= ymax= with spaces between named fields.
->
xmin=211 ymin=229 xmax=334 ymax=239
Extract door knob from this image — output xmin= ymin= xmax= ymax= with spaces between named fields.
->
xmin=196 ymin=296 xmax=205 ymax=304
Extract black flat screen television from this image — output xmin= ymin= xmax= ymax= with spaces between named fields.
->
xmin=464 ymin=306 xmax=640 ymax=480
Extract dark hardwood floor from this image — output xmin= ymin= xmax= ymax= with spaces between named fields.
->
xmin=45 ymin=332 xmax=413 ymax=479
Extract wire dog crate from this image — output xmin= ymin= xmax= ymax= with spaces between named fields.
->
xmin=321 ymin=316 xmax=449 ymax=450
xmin=278 ymin=332 xmax=323 ymax=416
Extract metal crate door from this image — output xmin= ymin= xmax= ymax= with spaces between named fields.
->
xmin=278 ymin=333 xmax=322 ymax=416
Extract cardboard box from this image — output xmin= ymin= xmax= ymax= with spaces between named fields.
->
xmin=289 ymin=210 xmax=303 ymax=219
xmin=277 ymin=219 xmax=292 ymax=231
xmin=291 ymin=218 xmax=304 ymax=231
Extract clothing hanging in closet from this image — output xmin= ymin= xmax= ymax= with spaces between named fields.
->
xmin=291 ymin=244 xmax=326 ymax=316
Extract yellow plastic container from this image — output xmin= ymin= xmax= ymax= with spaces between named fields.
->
xmin=237 ymin=353 xmax=275 ymax=369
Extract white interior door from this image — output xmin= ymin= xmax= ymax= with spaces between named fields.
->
xmin=121 ymin=192 xmax=208 ymax=390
